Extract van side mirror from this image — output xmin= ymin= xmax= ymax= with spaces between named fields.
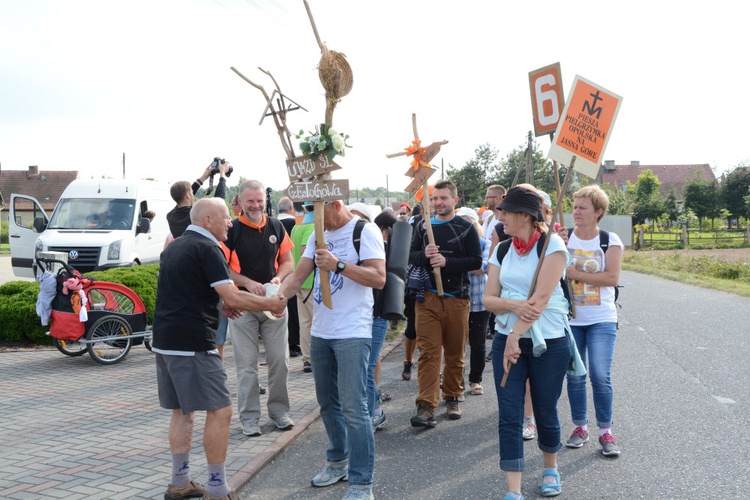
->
xmin=33 ymin=217 xmax=47 ymax=233
xmin=136 ymin=217 xmax=151 ymax=235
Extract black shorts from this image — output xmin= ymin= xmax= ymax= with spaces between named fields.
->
xmin=155 ymin=351 xmax=232 ymax=414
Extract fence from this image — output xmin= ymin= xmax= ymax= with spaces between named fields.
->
xmin=635 ymin=226 xmax=750 ymax=249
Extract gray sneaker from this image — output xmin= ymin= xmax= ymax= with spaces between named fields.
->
xmin=599 ymin=432 xmax=621 ymax=457
xmin=269 ymin=414 xmax=295 ymax=431
xmin=565 ymin=426 xmax=589 ymax=448
xmin=371 ymin=411 xmax=388 ymax=432
xmin=311 ymin=461 xmax=349 ymax=487
xmin=342 ymin=486 xmax=374 ymax=500
xmin=241 ymin=419 xmax=261 ymax=437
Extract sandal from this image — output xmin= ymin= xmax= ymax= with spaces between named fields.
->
xmin=540 ymin=468 xmax=561 ymax=497
xmin=470 ymin=383 xmax=483 ymax=395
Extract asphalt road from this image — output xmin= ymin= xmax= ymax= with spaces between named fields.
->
xmin=0 ymin=254 xmax=35 ymax=284
xmin=238 ymin=270 xmax=750 ymax=499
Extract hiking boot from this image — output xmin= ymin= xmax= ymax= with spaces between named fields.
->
xmin=401 ymin=361 xmax=413 ymax=380
xmin=342 ymin=486 xmax=374 ymax=500
xmin=410 ymin=403 xmax=436 ymax=428
xmin=165 ymin=480 xmax=204 ymax=499
xmin=599 ymin=432 xmax=621 ymax=457
xmin=446 ymin=396 xmax=463 ymax=420
xmin=371 ymin=411 xmax=388 ymax=432
xmin=522 ymin=416 xmax=536 ymax=440
xmin=311 ymin=460 xmax=349 ymax=487
xmin=565 ymin=426 xmax=589 ymax=448
xmin=303 ymin=361 xmax=312 ymax=373
xmin=241 ymin=419 xmax=261 ymax=437
xmin=269 ymin=414 xmax=295 ymax=431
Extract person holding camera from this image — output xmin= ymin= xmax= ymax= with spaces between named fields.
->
xmin=167 ymin=160 xmax=230 ymax=239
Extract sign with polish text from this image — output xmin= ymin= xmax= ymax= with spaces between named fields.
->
xmin=285 ymin=178 xmax=350 ymax=202
xmin=547 ymin=75 xmax=623 ymax=179
xmin=286 ymin=154 xmax=342 ymax=181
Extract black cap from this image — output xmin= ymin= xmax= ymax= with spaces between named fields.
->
xmin=496 ymin=186 xmax=544 ymax=222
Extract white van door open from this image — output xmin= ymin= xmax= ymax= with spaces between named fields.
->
xmin=9 ymin=194 xmax=49 ymax=278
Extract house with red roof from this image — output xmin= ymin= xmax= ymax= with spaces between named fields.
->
xmin=0 ymin=166 xmax=79 ymax=226
xmin=597 ymin=161 xmax=716 ymax=199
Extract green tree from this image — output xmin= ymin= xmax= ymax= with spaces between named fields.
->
xmin=684 ymin=179 xmax=720 ymax=231
xmin=720 ymin=166 xmax=750 ymax=226
xmin=447 ymin=143 xmax=502 ymax=206
xmin=599 ymin=183 xmax=634 ymax=217
xmin=631 ymin=170 xmax=664 ymax=225
xmin=662 ymin=189 xmax=679 ymax=227
xmin=496 ymin=138 xmax=566 ymax=196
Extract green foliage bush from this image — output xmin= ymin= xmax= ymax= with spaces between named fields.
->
xmin=623 ymin=252 xmax=750 ymax=281
xmin=0 ymin=264 xmax=159 ymax=345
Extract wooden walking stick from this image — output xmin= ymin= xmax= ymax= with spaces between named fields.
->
xmin=386 ymin=113 xmax=448 ymax=296
xmin=302 ymin=0 xmax=353 ymax=309
xmin=500 ymin=156 xmax=577 ymax=388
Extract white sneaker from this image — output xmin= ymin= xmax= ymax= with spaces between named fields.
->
xmin=522 ymin=416 xmax=536 ymax=440
xmin=311 ymin=461 xmax=349 ymax=487
xmin=269 ymin=414 xmax=295 ymax=430
xmin=242 ymin=419 xmax=261 ymax=437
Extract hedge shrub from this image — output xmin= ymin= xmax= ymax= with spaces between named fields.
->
xmin=0 ymin=264 xmax=159 ymax=345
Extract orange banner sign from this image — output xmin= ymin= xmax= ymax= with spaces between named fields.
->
xmin=547 ymin=75 xmax=623 ymax=179
xmin=528 ymin=62 xmax=565 ymax=137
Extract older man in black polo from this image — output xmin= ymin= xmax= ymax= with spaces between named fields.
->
xmin=153 ymin=198 xmax=286 ymax=500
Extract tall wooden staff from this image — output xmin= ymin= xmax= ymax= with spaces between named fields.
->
xmin=386 ymin=113 xmax=448 ymax=296
xmin=303 ymin=0 xmax=353 ymax=309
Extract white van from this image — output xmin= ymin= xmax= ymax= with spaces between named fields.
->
xmin=10 ymin=179 xmax=174 ymax=278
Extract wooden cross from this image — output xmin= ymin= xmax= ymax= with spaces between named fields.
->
xmin=302 ymin=0 xmax=354 ymax=309
xmin=386 ymin=113 xmax=448 ymax=296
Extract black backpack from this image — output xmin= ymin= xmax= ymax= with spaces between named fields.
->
xmin=494 ymin=232 xmax=573 ymax=316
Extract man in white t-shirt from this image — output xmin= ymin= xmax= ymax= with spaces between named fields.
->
xmin=482 ymin=185 xmax=506 ymax=241
xmin=279 ymin=201 xmax=386 ymax=500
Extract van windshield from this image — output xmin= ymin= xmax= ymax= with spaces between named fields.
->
xmin=48 ymin=198 xmax=136 ymax=230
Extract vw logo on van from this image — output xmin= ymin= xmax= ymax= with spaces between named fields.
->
xmin=68 ymin=250 xmax=79 ymax=260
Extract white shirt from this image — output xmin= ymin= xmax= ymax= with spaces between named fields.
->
xmin=482 ymin=213 xmax=499 ymax=240
xmin=303 ymin=217 xmax=385 ymax=339
xmin=567 ymin=230 xmax=624 ymax=326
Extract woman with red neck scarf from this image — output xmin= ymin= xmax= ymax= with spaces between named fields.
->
xmin=484 ymin=186 xmax=572 ymax=500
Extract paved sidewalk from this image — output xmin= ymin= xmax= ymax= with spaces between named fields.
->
xmin=0 ymin=336 xmax=402 ymax=499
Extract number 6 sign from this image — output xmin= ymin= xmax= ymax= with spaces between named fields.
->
xmin=529 ymin=62 xmax=565 ymax=137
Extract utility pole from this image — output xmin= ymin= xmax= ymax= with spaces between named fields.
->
xmin=122 ymin=153 xmax=126 ymax=179
xmin=441 ymin=157 xmax=444 ymax=180
xmin=385 ymin=175 xmax=389 ymax=207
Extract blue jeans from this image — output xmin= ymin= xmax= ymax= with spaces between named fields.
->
xmin=492 ymin=335 xmax=569 ymax=472
xmin=310 ymin=336 xmax=374 ymax=486
xmin=566 ymin=322 xmax=618 ymax=428
xmin=367 ymin=317 xmax=388 ymax=416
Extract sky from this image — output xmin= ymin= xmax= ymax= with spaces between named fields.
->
xmin=2 ymin=0 xmax=749 ymax=199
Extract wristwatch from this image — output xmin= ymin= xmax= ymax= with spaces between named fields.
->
xmin=335 ymin=260 xmax=346 ymax=274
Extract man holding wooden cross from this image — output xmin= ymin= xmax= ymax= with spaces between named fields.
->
xmin=409 ymin=179 xmax=483 ymax=427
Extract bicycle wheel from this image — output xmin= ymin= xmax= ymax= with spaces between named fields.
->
xmin=53 ymin=338 xmax=87 ymax=357
xmin=86 ymin=315 xmax=132 ymax=365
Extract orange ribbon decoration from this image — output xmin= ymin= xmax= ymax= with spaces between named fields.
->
xmin=405 ymin=140 xmax=430 ymax=172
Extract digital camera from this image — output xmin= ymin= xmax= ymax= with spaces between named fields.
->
xmin=210 ymin=157 xmax=233 ymax=177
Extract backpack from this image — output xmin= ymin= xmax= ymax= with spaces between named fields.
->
xmin=567 ymin=228 xmax=620 ymax=303
xmin=494 ymin=232 xmax=573 ymax=316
